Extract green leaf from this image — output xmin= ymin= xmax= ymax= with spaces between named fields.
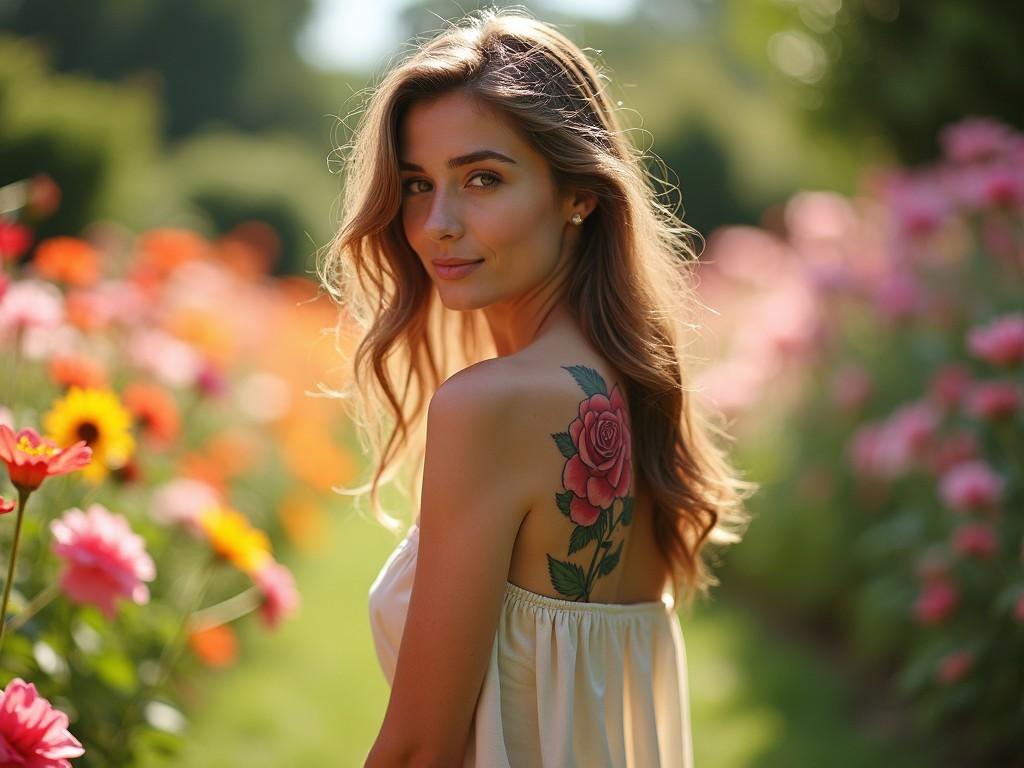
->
xmin=547 ymin=555 xmax=586 ymax=599
xmin=620 ymin=496 xmax=634 ymax=526
xmin=568 ymin=522 xmax=602 ymax=555
xmin=555 ymin=490 xmax=574 ymax=518
xmin=562 ymin=365 xmax=609 ymax=398
xmin=598 ymin=539 xmax=624 ymax=576
xmin=551 ymin=431 xmax=577 ymax=459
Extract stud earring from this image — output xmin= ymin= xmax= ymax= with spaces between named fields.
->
xmin=570 ymin=213 xmax=583 ymax=226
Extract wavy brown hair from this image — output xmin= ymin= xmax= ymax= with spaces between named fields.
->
xmin=315 ymin=7 xmax=755 ymax=608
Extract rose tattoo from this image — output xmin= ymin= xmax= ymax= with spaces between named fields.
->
xmin=547 ymin=365 xmax=635 ymax=601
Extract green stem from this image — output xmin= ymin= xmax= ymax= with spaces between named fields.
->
xmin=0 ymin=488 xmax=32 ymax=655
xmin=5 ymin=581 xmax=60 ymax=633
xmin=580 ymin=504 xmax=622 ymax=601
xmin=186 ymin=586 xmax=261 ymax=634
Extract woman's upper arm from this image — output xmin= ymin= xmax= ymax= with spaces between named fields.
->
xmin=368 ymin=369 xmax=529 ymax=766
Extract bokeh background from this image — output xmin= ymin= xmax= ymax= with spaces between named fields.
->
xmin=1 ymin=1 xmax=1021 ymax=766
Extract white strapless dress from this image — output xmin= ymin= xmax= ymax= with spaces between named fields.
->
xmin=368 ymin=523 xmax=695 ymax=767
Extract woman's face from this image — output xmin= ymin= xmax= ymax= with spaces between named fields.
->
xmin=398 ymin=89 xmax=579 ymax=311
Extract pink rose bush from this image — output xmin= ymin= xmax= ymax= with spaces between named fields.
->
xmin=697 ymin=116 xmax=1023 ymax=762
xmin=0 ymin=678 xmax=84 ymax=767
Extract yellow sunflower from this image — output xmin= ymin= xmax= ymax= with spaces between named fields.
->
xmin=43 ymin=386 xmax=135 ymax=485
xmin=197 ymin=505 xmax=273 ymax=574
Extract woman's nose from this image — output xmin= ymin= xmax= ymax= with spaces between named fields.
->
xmin=422 ymin=190 xmax=464 ymax=242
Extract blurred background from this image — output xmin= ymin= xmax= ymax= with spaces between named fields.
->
xmin=1 ymin=0 xmax=1022 ymax=766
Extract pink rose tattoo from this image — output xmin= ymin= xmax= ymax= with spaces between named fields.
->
xmin=547 ymin=365 xmax=635 ymax=601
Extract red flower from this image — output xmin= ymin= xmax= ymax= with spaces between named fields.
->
xmin=0 ymin=496 xmax=14 ymax=515
xmin=561 ymin=384 xmax=632 ymax=526
xmin=0 ymin=220 xmax=33 ymax=263
xmin=913 ymin=580 xmax=957 ymax=625
xmin=951 ymin=523 xmax=998 ymax=560
xmin=0 ymin=425 xmax=92 ymax=493
xmin=937 ymin=650 xmax=973 ymax=685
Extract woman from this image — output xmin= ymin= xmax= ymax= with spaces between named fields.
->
xmin=317 ymin=8 xmax=754 ymax=766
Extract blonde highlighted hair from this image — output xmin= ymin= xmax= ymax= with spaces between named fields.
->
xmin=316 ymin=7 xmax=755 ymax=608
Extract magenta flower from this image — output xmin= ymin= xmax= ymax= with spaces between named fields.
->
xmin=0 ymin=677 xmax=84 ymax=767
xmin=939 ymin=117 xmax=1016 ymax=164
xmin=951 ymin=523 xmax=998 ymax=560
xmin=913 ymin=580 xmax=958 ymax=625
xmin=965 ymin=381 xmax=1021 ymax=421
xmin=873 ymin=269 xmax=924 ymax=322
xmin=49 ymin=504 xmax=156 ymax=620
xmin=252 ymin=560 xmax=300 ymax=630
xmin=939 ymin=460 xmax=1004 ymax=513
xmin=967 ymin=312 xmax=1024 ymax=367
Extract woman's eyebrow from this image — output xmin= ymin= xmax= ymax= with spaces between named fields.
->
xmin=398 ymin=149 xmax=517 ymax=172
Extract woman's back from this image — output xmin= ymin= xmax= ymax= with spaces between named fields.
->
xmin=368 ymin=335 xmax=694 ymax=766
xmin=480 ymin=332 xmax=673 ymax=606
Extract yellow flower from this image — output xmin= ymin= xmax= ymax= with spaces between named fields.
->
xmin=198 ymin=505 xmax=273 ymax=574
xmin=43 ymin=386 xmax=135 ymax=485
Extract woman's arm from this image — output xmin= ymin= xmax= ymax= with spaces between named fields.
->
xmin=364 ymin=367 xmax=530 ymax=767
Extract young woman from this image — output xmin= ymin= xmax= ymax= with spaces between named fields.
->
xmin=317 ymin=8 xmax=754 ymax=766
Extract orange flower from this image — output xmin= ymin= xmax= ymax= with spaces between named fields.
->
xmin=133 ymin=228 xmax=209 ymax=283
xmin=122 ymin=382 xmax=181 ymax=447
xmin=187 ymin=623 xmax=238 ymax=667
xmin=64 ymin=290 xmax=110 ymax=333
xmin=32 ymin=237 xmax=101 ymax=287
xmin=49 ymin=354 xmax=109 ymax=390
xmin=197 ymin=505 xmax=273 ymax=575
xmin=0 ymin=425 xmax=92 ymax=492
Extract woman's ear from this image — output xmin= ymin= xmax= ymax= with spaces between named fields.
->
xmin=567 ymin=189 xmax=599 ymax=222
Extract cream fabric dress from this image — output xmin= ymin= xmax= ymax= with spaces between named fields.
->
xmin=368 ymin=523 xmax=695 ymax=767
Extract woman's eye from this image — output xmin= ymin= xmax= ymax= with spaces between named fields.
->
xmin=403 ymin=179 xmax=431 ymax=194
xmin=468 ymin=172 xmax=500 ymax=188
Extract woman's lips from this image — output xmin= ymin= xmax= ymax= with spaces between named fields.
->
xmin=433 ymin=259 xmax=484 ymax=280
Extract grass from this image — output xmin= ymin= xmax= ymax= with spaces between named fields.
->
xmin=139 ymin=507 xmax=935 ymax=767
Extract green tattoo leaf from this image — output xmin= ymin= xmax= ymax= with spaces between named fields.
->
xmin=555 ymin=490 xmax=574 ymax=518
xmin=568 ymin=521 xmax=602 ymax=555
xmin=620 ymin=496 xmax=635 ymax=526
xmin=598 ymin=539 xmax=624 ymax=576
xmin=547 ymin=555 xmax=587 ymax=599
xmin=551 ymin=431 xmax=576 ymax=459
xmin=562 ymin=365 xmax=609 ymax=398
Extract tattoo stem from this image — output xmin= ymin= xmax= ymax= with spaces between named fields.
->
xmin=580 ymin=503 xmax=623 ymax=600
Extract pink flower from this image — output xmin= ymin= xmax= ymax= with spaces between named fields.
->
xmin=49 ymin=504 xmax=156 ymax=620
xmin=939 ymin=460 xmax=1004 ymax=513
xmin=883 ymin=173 xmax=952 ymax=239
xmin=0 ymin=496 xmax=13 ymax=515
xmin=928 ymin=364 xmax=972 ymax=411
xmin=913 ymin=580 xmax=957 ymax=625
xmin=965 ymin=381 xmax=1021 ymax=421
xmin=967 ymin=313 xmax=1024 ymax=367
xmin=0 ymin=279 xmax=65 ymax=344
xmin=940 ymin=117 xmax=1016 ymax=164
xmin=0 ymin=677 xmax=84 ymax=767
xmin=951 ymin=523 xmax=998 ymax=560
xmin=561 ymin=384 xmax=632 ymax=526
xmin=252 ymin=560 xmax=299 ymax=630
xmin=936 ymin=650 xmax=973 ymax=685
xmin=150 ymin=477 xmax=220 ymax=535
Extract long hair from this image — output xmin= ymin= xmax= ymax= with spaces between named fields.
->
xmin=315 ymin=7 xmax=755 ymax=608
